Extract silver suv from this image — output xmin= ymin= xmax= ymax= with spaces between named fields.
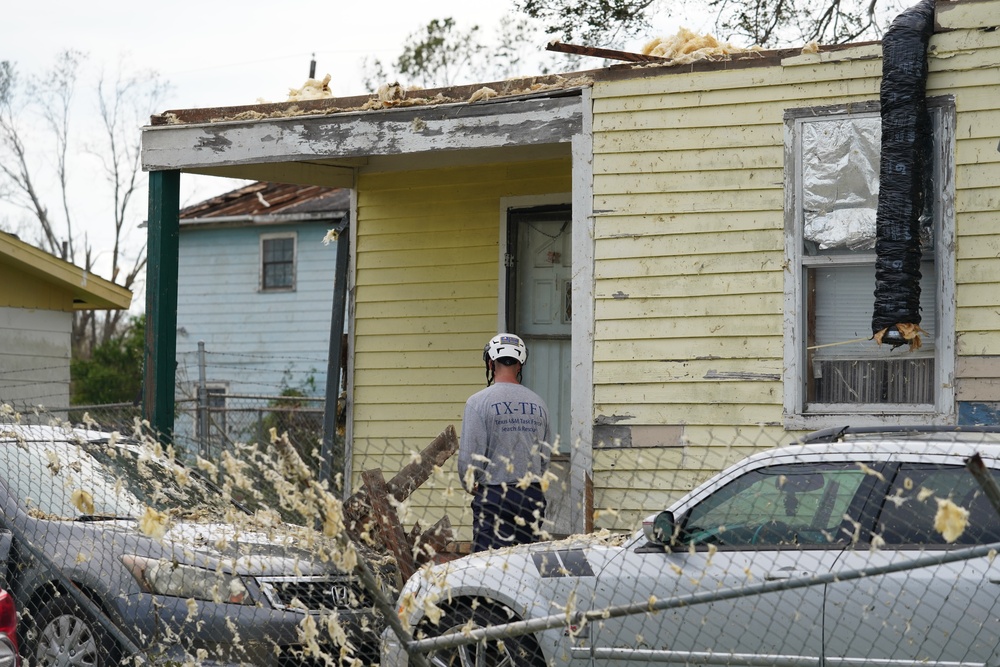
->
xmin=383 ymin=427 xmax=1000 ymax=666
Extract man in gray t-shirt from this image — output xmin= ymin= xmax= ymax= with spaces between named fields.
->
xmin=459 ymin=333 xmax=552 ymax=551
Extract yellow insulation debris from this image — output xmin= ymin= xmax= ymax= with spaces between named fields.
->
xmin=286 ymin=74 xmax=333 ymax=102
xmin=641 ymin=27 xmax=757 ymax=63
xmin=873 ymin=322 xmax=926 ymax=350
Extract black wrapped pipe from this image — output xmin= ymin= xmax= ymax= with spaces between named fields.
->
xmin=872 ymin=0 xmax=935 ymax=347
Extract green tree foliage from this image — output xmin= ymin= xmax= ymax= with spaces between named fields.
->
xmin=515 ymin=0 xmax=907 ymax=48
xmin=364 ymin=18 xmax=485 ymax=89
xmin=362 ymin=15 xmax=581 ymax=91
xmin=518 ymin=0 xmax=658 ymax=46
xmin=71 ymin=314 xmax=144 ymax=405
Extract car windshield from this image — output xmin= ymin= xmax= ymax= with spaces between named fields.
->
xmin=0 ymin=438 xmax=231 ymax=520
xmin=678 ymin=462 xmax=870 ymax=547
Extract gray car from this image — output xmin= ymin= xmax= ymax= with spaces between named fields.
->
xmin=0 ymin=423 xmax=392 ymax=667
xmin=383 ymin=427 xmax=1000 ymax=666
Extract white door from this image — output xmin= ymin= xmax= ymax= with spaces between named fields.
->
xmin=508 ymin=205 xmax=572 ymax=535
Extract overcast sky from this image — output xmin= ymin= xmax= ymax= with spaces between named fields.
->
xmin=2 ymin=1 xmax=683 ymax=307
xmin=6 ymin=0 xmax=521 ymax=109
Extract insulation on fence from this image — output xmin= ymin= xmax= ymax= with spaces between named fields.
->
xmin=872 ymin=0 xmax=936 ymax=349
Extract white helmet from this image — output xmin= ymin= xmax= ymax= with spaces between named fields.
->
xmin=483 ymin=333 xmax=528 ymax=365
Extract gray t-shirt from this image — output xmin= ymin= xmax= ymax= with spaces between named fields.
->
xmin=458 ymin=382 xmax=552 ymax=491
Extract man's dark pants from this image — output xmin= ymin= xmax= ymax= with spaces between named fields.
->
xmin=471 ymin=483 xmax=546 ymax=552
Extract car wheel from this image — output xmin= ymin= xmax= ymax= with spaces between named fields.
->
xmin=31 ymin=596 xmax=113 ymax=667
xmin=424 ymin=600 xmax=545 ymax=667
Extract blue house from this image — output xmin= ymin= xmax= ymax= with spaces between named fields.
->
xmin=173 ymin=181 xmax=348 ymax=456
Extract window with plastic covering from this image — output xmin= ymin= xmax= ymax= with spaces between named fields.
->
xmin=783 ymin=99 xmax=955 ymax=426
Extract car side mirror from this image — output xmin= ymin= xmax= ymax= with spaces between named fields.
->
xmin=643 ymin=510 xmax=676 ymax=546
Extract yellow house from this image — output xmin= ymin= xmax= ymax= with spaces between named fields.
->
xmin=0 ymin=232 xmax=133 ymax=410
xmin=140 ymin=0 xmax=1000 ymax=536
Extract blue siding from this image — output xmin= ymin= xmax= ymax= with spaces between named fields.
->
xmin=175 ymin=223 xmax=339 ymax=400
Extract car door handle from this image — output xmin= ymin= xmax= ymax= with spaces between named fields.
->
xmin=766 ymin=567 xmax=809 ymax=580
xmin=988 ymin=577 xmax=1000 ymax=584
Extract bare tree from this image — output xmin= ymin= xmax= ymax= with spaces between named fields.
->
xmin=515 ymin=0 xmax=907 ymax=49
xmin=0 ymin=51 xmax=168 ymax=357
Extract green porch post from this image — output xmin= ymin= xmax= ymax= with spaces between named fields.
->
xmin=144 ymin=170 xmax=180 ymax=443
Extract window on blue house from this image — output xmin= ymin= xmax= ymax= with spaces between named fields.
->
xmin=261 ymin=233 xmax=296 ymax=291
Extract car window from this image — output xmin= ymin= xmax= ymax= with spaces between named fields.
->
xmin=677 ymin=463 xmax=871 ymax=548
xmin=877 ymin=464 xmax=1000 ymax=546
xmin=0 ymin=440 xmax=230 ymax=520
xmin=0 ymin=440 xmax=145 ymax=519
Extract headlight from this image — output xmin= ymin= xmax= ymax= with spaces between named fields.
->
xmin=122 ymin=555 xmax=253 ymax=605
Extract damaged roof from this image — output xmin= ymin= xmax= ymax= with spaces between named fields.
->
xmin=179 ymin=182 xmax=349 ymax=224
xmin=147 ymin=38 xmax=878 ymax=129
xmin=150 ymin=72 xmax=595 ymax=127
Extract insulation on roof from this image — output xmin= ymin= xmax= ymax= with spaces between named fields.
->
xmin=286 ymin=74 xmax=333 ymax=102
xmin=641 ymin=28 xmax=755 ymax=63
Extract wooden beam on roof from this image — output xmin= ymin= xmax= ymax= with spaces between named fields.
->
xmin=141 ymin=95 xmax=582 ymax=172
xmin=546 ymin=41 xmax=668 ymax=63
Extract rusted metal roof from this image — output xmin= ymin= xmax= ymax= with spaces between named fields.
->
xmin=179 ymin=181 xmax=349 ymax=221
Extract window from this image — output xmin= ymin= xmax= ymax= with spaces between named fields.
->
xmin=783 ymin=99 xmax=955 ymax=427
xmin=678 ymin=463 xmax=873 ymax=548
xmin=878 ymin=464 xmax=1000 ymax=546
xmin=261 ymin=234 xmax=296 ymax=291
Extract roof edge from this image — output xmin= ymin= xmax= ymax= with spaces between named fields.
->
xmin=149 ymin=72 xmax=593 ymax=127
xmin=0 ymin=233 xmax=133 ymax=310
xmin=180 ymin=211 xmax=348 ymax=228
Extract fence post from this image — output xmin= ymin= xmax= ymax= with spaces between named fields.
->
xmin=197 ymin=341 xmax=208 ymax=458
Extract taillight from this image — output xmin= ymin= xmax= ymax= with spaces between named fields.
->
xmin=0 ymin=589 xmax=18 ymax=659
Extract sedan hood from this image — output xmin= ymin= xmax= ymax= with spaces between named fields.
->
xmin=158 ymin=520 xmax=349 ymax=576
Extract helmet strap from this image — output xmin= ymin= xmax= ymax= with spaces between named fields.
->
xmin=485 ymin=360 xmax=495 ymax=387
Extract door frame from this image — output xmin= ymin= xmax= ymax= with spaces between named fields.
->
xmin=499 ymin=187 xmax=593 ymax=534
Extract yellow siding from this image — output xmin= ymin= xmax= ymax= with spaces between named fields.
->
xmin=953 ymin=33 xmax=1000 ymax=355
xmin=588 ymin=14 xmax=1000 ymax=532
xmin=0 ymin=265 xmax=75 ymax=310
xmin=351 ymin=159 xmax=571 ymax=535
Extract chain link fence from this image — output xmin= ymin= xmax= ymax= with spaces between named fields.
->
xmin=1 ymin=406 xmax=1000 ymax=667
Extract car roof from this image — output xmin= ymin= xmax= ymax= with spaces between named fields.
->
xmin=0 ymin=423 xmax=117 ymax=445
xmin=757 ymin=427 xmax=1000 ymax=466
xmin=799 ymin=425 xmax=1000 ymax=444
